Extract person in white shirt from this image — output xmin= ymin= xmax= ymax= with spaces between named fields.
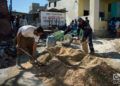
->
xmin=115 ymin=20 xmax=120 ymax=30
xmin=19 ymin=15 xmax=28 ymax=27
xmin=16 ymin=25 xmax=44 ymax=69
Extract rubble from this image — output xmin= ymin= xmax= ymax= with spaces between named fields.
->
xmin=0 ymin=44 xmax=16 ymax=69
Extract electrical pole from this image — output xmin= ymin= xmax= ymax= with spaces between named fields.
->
xmin=9 ymin=0 xmax=12 ymax=15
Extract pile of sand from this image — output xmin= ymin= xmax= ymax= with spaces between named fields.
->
xmin=36 ymin=45 xmax=119 ymax=86
xmin=37 ymin=46 xmax=86 ymax=65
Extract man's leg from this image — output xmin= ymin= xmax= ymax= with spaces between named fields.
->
xmin=26 ymin=38 xmax=36 ymax=63
xmin=16 ymin=35 xmax=27 ymax=69
xmin=16 ymin=55 xmax=21 ymax=68
xmin=88 ymin=33 xmax=95 ymax=54
xmin=16 ymin=55 xmax=25 ymax=69
xmin=77 ymin=28 xmax=80 ymax=38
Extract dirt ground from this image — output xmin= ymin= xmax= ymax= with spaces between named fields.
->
xmin=0 ymin=38 xmax=120 ymax=86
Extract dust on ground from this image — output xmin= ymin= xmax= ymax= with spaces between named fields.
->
xmin=0 ymin=38 xmax=120 ymax=86
xmin=35 ymin=46 xmax=119 ymax=86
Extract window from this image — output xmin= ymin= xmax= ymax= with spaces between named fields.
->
xmin=108 ymin=4 xmax=111 ymax=12
xmin=99 ymin=12 xmax=105 ymax=20
xmin=49 ymin=2 xmax=51 ymax=7
xmin=54 ymin=2 xmax=57 ymax=7
xmin=84 ymin=10 xmax=89 ymax=16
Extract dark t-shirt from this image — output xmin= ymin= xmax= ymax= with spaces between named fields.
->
xmin=83 ymin=26 xmax=92 ymax=38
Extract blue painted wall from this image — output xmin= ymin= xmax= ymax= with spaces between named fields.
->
xmin=111 ymin=2 xmax=120 ymax=17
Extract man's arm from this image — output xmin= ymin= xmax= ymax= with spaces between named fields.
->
xmin=32 ymin=36 xmax=39 ymax=57
xmin=16 ymin=32 xmax=22 ymax=47
xmin=32 ymin=41 xmax=37 ymax=57
xmin=16 ymin=32 xmax=22 ymax=55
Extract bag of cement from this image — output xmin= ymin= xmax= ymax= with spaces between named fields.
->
xmin=46 ymin=35 xmax=56 ymax=48
xmin=53 ymin=30 xmax=64 ymax=41
xmin=62 ymin=34 xmax=73 ymax=46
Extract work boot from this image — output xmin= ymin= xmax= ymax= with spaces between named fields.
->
xmin=89 ymin=51 xmax=95 ymax=55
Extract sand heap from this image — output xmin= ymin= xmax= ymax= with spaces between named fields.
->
xmin=36 ymin=45 xmax=119 ymax=86
xmin=37 ymin=46 xmax=86 ymax=65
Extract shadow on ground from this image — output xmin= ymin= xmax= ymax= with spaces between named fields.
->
xmin=0 ymin=67 xmax=43 ymax=86
xmin=0 ymin=58 xmax=84 ymax=86
xmin=93 ymin=40 xmax=103 ymax=44
xmin=95 ymin=52 xmax=120 ymax=59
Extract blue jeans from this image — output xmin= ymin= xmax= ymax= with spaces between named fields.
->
xmin=16 ymin=55 xmax=30 ymax=67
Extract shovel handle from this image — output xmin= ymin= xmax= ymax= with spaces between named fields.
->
xmin=18 ymin=47 xmax=36 ymax=61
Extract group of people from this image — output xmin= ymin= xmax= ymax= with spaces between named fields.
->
xmin=108 ymin=17 xmax=120 ymax=37
xmin=10 ymin=15 xmax=28 ymax=36
xmin=15 ymin=17 xmax=95 ymax=69
xmin=64 ymin=17 xmax=94 ymax=54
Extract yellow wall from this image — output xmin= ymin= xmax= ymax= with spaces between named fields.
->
xmin=100 ymin=0 xmax=109 ymax=19
xmin=78 ymin=0 xmax=109 ymax=19
xmin=78 ymin=0 xmax=84 ymax=16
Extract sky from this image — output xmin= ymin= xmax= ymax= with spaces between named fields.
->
xmin=8 ymin=0 xmax=48 ymax=13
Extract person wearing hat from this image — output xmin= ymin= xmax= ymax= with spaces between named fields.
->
xmin=16 ymin=25 xmax=44 ymax=69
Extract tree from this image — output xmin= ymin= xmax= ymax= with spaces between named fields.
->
xmin=0 ymin=0 xmax=12 ymax=41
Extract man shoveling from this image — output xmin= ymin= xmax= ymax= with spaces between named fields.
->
xmin=16 ymin=25 xmax=44 ymax=69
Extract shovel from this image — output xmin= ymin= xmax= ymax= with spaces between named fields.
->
xmin=18 ymin=47 xmax=45 ymax=67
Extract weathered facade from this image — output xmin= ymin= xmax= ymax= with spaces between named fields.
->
xmin=47 ymin=0 xmax=120 ymax=36
xmin=29 ymin=3 xmax=46 ymax=14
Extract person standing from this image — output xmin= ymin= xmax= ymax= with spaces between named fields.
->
xmin=19 ymin=15 xmax=28 ymax=27
xmin=115 ymin=19 xmax=120 ymax=30
xmin=85 ymin=17 xmax=89 ymax=25
xmin=14 ymin=15 xmax=20 ymax=35
xmin=78 ymin=18 xmax=95 ymax=54
xmin=115 ymin=18 xmax=120 ymax=37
